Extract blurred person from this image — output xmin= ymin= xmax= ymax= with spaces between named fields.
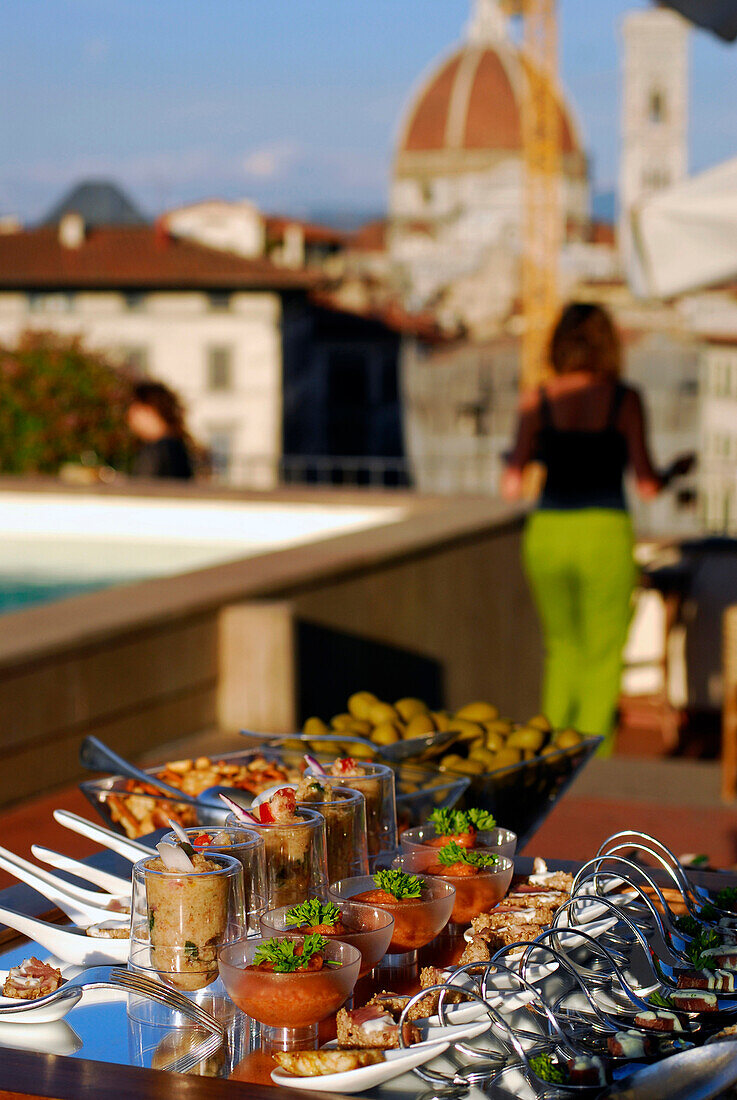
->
xmin=127 ymin=382 xmax=194 ymax=480
xmin=502 ymin=302 xmax=693 ymax=753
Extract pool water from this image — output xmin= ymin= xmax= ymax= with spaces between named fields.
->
xmin=0 ymin=576 xmax=115 ymax=614
xmin=0 ymin=492 xmax=405 ymax=615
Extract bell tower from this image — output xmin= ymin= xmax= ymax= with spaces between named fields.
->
xmin=619 ymin=7 xmax=689 ymax=262
xmin=466 ymin=0 xmax=508 ymax=44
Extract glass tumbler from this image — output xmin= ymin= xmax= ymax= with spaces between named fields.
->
xmin=129 ymin=850 xmax=246 ymax=1022
xmin=225 ymin=807 xmax=329 ymax=909
xmin=296 ymin=787 xmax=368 ymax=883
xmin=161 ymin=826 xmax=267 ymax=934
xmin=306 ymin=762 xmax=397 ymax=866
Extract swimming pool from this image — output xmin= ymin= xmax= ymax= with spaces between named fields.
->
xmin=0 ymin=492 xmax=406 ymax=613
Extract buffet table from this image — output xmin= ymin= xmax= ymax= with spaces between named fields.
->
xmin=1 ymin=851 xmax=737 ymax=1100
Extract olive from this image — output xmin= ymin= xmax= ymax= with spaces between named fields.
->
xmin=371 ymin=721 xmax=401 ymax=746
xmin=303 ymin=716 xmax=330 ymax=738
xmin=446 ymin=719 xmax=486 ymax=742
xmin=439 ymin=753 xmax=466 ymax=771
xmin=489 ymin=747 xmax=523 ymax=769
xmin=506 ymin=727 xmax=545 ymax=752
xmin=484 ymin=729 xmax=505 ymax=752
xmin=343 ymin=741 xmax=375 ymax=759
xmin=309 ymin=739 xmax=342 ymax=754
xmin=448 ymin=758 xmax=485 ymax=775
xmin=554 ymin=729 xmax=583 ymax=749
xmin=468 ymin=746 xmax=498 ymax=769
xmin=484 ymin=719 xmax=513 ymax=736
xmin=527 ymin=713 xmax=552 ymax=733
xmin=345 ymin=719 xmax=372 ymax=737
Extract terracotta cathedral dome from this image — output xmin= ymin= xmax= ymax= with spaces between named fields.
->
xmin=393 ymin=0 xmax=586 ymax=176
xmin=388 ymin=0 xmax=589 ymax=327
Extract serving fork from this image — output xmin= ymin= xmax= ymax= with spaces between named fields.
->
xmin=0 ymin=964 xmax=224 ymax=1039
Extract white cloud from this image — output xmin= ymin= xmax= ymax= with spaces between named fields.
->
xmin=242 ymin=142 xmax=300 ymax=180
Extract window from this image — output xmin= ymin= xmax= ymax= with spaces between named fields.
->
xmin=124 ymin=292 xmax=146 ymax=311
xmin=642 ymin=167 xmax=670 ymax=192
xmin=27 ymin=292 xmax=73 ymax=312
xmin=207 ymin=424 xmax=237 ymax=476
xmin=208 ymin=291 xmax=232 ymax=311
xmin=648 ymin=89 xmax=666 ymax=124
xmin=207 ymin=346 xmax=233 ymax=391
xmin=120 ymin=346 xmax=149 ymax=375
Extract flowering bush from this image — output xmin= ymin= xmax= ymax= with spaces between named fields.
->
xmin=0 ymin=331 xmax=138 ymax=474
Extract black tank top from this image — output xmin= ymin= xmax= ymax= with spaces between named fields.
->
xmin=537 ymin=383 xmax=628 ymax=511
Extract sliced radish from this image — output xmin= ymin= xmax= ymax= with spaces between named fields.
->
xmin=219 ymin=792 xmax=259 ymax=825
xmin=156 ymin=841 xmax=195 ymax=872
xmin=303 ymin=754 xmax=327 ymax=776
xmin=167 ymin=818 xmax=192 ymax=846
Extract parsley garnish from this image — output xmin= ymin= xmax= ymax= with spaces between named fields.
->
xmin=699 ymin=903 xmax=717 ymax=922
xmin=285 ymin=899 xmax=341 ymax=928
xmin=716 ymin=886 xmax=737 ymax=910
xmin=529 ymin=1053 xmax=565 ymax=1084
xmin=184 ymin=940 xmax=199 ymax=960
xmin=674 ymin=914 xmax=703 ymax=938
xmin=686 ymin=927 xmax=721 ymax=970
xmin=429 ymin=807 xmax=496 ymax=836
xmin=254 ymin=935 xmax=328 ymax=973
xmin=148 ymin=912 xmax=155 ymax=932
xmin=373 ymin=869 xmax=422 ymax=900
xmin=436 ymin=841 xmax=500 ymax=869
xmin=649 ymin=990 xmax=674 ymax=1009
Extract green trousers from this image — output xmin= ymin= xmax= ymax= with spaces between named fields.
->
xmin=523 ymin=509 xmax=636 ymax=750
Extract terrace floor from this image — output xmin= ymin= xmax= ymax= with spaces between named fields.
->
xmin=2 ymin=732 xmax=736 ymax=891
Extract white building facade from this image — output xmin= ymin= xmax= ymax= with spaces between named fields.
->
xmin=700 ymin=338 xmax=737 ymax=534
xmin=0 ymin=219 xmax=313 ymax=486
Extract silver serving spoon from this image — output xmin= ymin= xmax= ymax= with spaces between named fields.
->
xmin=79 ymin=736 xmax=246 ymax=825
xmin=603 ymin=1040 xmax=737 ymax=1099
xmin=239 ymin=727 xmax=458 ymax=763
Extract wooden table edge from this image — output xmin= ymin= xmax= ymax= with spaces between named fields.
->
xmin=0 ymin=1046 xmax=353 ymax=1100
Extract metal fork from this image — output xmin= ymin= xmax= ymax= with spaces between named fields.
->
xmin=0 ymin=964 xmax=224 ymax=1039
xmin=155 ymin=1028 xmax=225 ymax=1076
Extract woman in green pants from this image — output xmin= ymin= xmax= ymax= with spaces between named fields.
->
xmin=502 ymin=303 xmax=693 ymax=753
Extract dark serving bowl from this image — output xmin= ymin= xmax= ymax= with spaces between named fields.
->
xmin=441 ymin=736 xmax=602 ymax=850
xmin=80 ymin=738 xmax=597 ymax=850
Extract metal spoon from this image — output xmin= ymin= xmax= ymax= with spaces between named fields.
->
xmin=239 ymin=727 xmax=458 ymax=763
xmin=602 ymin=1040 xmax=737 ymax=1099
xmin=79 ymin=736 xmax=243 ymax=824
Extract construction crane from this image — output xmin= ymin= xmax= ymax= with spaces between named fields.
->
xmin=505 ymin=0 xmax=562 ymax=391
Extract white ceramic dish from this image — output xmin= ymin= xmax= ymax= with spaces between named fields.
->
xmin=0 ymin=961 xmax=81 ymax=1024
xmin=53 ymin=810 xmax=156 ymax=864
xmin=0 ymin=906 xmax=130 ymax=967
xmin=271 ymin=1040 xmax=450 ymax=1093
xmin=0 ymin=846 xmax=129 ymax=927
xmin=0 ymin=1018 xmax=83 ymax=1055
xmin=31 ymin=847 xmax=132 ymax=897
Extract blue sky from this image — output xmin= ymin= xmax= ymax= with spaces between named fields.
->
xmin=1 ymin=0 xmax=735 ymax=223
